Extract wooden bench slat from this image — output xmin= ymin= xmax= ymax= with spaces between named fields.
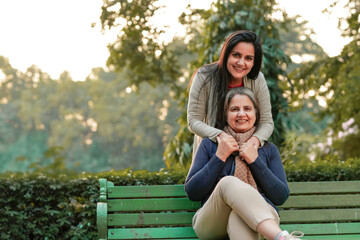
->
xmin=280 ymin=222 xmax=360 ymax=235
xmin=279 ymin=208 xmax=360 ymax=223
xmin=287 ymin=181 xmax=360 ymax=195
xmin=108 ymin=198 xmax=200 ymax=212
xmin=280 ymin=194 xmax=360 ymax=208
xmin=98 ymin=179 xmax=360 ymax=239
xmin=108 ymin=212 xmax=195 ymax=226
xmin=108 ymin=185 xmax=187 ymax=198
xmin=108 ymin=227 xmax=197 ymax=239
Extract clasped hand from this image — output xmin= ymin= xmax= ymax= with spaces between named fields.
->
xmin=216 ymin=133 xmax=258 ymax=163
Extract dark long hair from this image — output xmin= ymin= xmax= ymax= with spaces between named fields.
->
xmin=187 ymin=30 xmax=263 ymax=128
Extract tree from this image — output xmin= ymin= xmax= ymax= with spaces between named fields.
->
xmin=287 ymin=0 xmax=360 ymax=159
xmin=164 ymin=0 xmax=294 ymax=168
xmin=99 ymin=0 xmax=196 ymax=169
xmin=0 ymin=57 xmax=182 ymax=173
xmin=0 ymin=60 xmax=53 ymax=171
xmin=100 ymin=0 xmax=183 ymax=96
xmin=278 ymin=17 xmax=326 ymax=73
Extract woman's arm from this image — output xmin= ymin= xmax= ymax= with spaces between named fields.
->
xmin=185 ymin=139 xmax=226 ymax=201
xmin=249 ymin=72 xmax=274 ymax=146
xmin=187 ymin=70 xmax=223 ymax=142
xmin=248 ymin=143 xmax=289 ymax=205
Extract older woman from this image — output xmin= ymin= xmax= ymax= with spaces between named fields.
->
xmin=185 ymin=87 xmax=303 ymax=240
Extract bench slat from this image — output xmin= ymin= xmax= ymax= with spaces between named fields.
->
xmin=280 ymin=194 xmax=360 ymax=208
xmin=98 ymin=180 xmax=360 ymax=239
xmin=288 ymin=181 xmax=360 ymax=195
xmin=108 ymin=212 xmax=195 ymax=226
xmin=279 ymin=208 xmax=360 ymax=223
xmin=108 ymin=185 xmax=187 ymax=198
xmin=108 ymin=227 xmax=197 ymax=239
xmin=280 ymin=222 xmax=360 ymax=235
xmin=108 ymin=198 xmax=200 ymax=212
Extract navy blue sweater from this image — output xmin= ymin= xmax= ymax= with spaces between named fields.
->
xmin=185 ymin=138 xmax=289 ymax=213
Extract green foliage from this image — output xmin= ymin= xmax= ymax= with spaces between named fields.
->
xmin=165 ymin=0 xmax=294 ymax=168
xmin=100 ymin=0 xmax=184 ymax=96
xmin=0 ymin=168 xmax=187 ymax=240
xmin=163 ymin=124 xmax=193 ymax=169
xmin=0 ymin=58 xmax=181 ymax=173
xmin=338 ymin=0 xmax=360 ymax=38
xmin=2 ymin=155 xmax=360 ymax=239
xmin=287 ymin=1 xmax=360 ymax=159
xmin=98 ymin=0 xmax=198 ymax=170
xmin=332 ymin=133 xmax=360 ymax=160
xmin=285 ymin=156 xmax=360 ymax=182
xmin=1 ymin=161 xmax=360 ymax=239
xmin=280 ymin=131 xmax=318 ymax=164
xmin=0 ymin=171 xmax=98 ymax=240
xmin=278 ymin=17 xmax=326 ymax=73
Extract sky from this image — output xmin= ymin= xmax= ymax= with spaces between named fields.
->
xmin=0 ymin=0 xmax=351 ymax=81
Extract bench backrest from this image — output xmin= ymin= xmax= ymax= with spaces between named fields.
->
xmin=97 ymin=179 xmax=360 ymax=239
xmin=280 ymin=181 xmax=360 ymax=238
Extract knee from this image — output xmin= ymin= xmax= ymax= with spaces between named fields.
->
xmin=218 ymin=176 xmax=242 ymax=194
xmin=218 ymin=176 xmax=247 ymax=190
xmin=218 ymin=176 xmax=257 ymax=196
xmin=218 ymin=176 xmax=238 ymax=187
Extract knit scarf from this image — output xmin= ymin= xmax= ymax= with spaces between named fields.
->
xmin=224 ymin=126 xmax=257 ymax=190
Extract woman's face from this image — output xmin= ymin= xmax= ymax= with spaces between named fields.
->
xmin=226 ymin=94 xmax=256 ymax=133
xmin=226 ymin=42 xmax=255 ymax=83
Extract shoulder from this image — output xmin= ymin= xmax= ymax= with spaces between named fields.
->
xmin=198 ymin=138 xmax=218 ymax=154
xmin=200 ymin=138 xmax=217 ymax=147
xmin=244 ymin=71 xmax=267 ymax=89
xmin=197 ymin=63 xmax=218 ymax=74
xmin=191 ymin=67 xmax=211 ymax=86
xmin=191 ymin=64 xmax=218 ymax=91
xmin=259 ymin=142 xmax=280 ymax=156
xmin=195 ymin=64 xmax=218 ymax=81
xmin=256 ymin=71 xmax=265 ymax=80
xmin=246 ymin=71 xmax=265 ymax=81
xmin=261 ymin=142 xmax=278 ymax=150
xmin=253 ymin=71 xmax=266 ymax=85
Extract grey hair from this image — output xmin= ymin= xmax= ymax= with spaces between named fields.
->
xmin=221 ymin=87 xmax=260 ymax=129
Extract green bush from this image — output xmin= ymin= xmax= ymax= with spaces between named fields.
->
xmin=285 ymin=156 xmax=360 ymax=182
xmin=0 ymin=168 xmax=187 ymax=240
xmin=1 ymin=159 xmax=360 ymax=239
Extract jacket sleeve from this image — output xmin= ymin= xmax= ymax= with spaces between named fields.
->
xmin=187 ymin=70 xmax=223 ymax=142
xmin=252 ymin=72 xmax=274 ymax=146
xmin=185 ymin=139 xmax=225 ymax=201
xmin=248 ymin=143 xmax=289 ymax=206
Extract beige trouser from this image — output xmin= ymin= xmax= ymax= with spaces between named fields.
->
xmin=192 ymin=176 xmax=280 ymax=240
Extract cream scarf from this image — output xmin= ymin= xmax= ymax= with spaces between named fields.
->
xmin=224 ymin=126 xmax=257 ymax=190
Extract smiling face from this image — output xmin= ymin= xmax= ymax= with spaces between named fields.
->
xmin=226 ymin=42 xmax=255 ymax=85
xmin=226 ymin=94 xmax=257 ymax=133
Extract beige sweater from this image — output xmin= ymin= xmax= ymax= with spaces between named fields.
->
xmin=187 ymin=67 xmax=274 ymax=156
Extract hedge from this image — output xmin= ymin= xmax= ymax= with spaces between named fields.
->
xmin=1 ymin=158 xmax=360 ymax=239
xmin=284 ymin=157 xmax=360 ymax=181
xmin=0 ymin=168 xmax=187 ymax=240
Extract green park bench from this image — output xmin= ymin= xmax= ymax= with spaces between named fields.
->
xmin=97 ymin=179 xmax=360 ymax=239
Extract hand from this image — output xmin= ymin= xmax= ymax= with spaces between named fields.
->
xmin=247 ymin=136 xmax=260 ymax=149
xmin=217 ymin=132 xmax=231 ymax=141
xmin=216 ymin=135 xmax=239 ymax=162
xmin=239 ymin=141 xmax=258 ymax=164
